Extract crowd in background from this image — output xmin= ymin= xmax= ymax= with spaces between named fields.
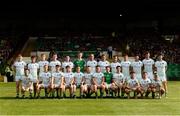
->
xmin=37 ymin=32 xmax=180 ymax=64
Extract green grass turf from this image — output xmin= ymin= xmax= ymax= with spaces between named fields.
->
xmin=0 ymin=81 xmax=180 ymax=115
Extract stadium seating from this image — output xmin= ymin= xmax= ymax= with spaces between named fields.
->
xmin=35 ymin=32 xmax=180 ymax=64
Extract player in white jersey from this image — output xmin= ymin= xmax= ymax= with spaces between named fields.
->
xmin=111 ymin=66 xmax=125 ymax=97
xmin=21 ymin=69 xmax=33 ymax=98
xmin=121 ymin=54 xmax=131 ymax=81
xmin=125 ymin=71 xmax=140 ymax=99
xmin=150 ymin=73 xmax=165 ymax=99
xmin=74 ymin=66 xmax=84 ymax=98
xmin=52 ymin=65 xmax=64 ymax=98
xmin=98 ymin=54 xmax=110 ymax=73
xmin=155 ymin=54 xmax=168 ymax=97
xmin=83 ymin=66 xmax=93 ymax=97
xmin=110 ymin=55 xmax=121 ymax=74
xmin=37 ymin=65 xmax=52 ymax=98
xmin=86 ymin=54 xmax=97 ymax=73
xmin=13 ymin=54 xmax=27 ymax=98
xmin=62 ymin=56 xmax=74 ymax=72
xmin=28 ymin=56 xmax=39 ymax=97
xmin=131 ymin=55 xmax=143 ymax=81
xmin=38 ymin=54 xmax=49 ymax=81
xmin=139 ymin=72 xmax=151 ymax=98
xmin=92 ymin=66 xmax=105 ymax=98
xmin=63 ymin=65 xmax=75 ymax=98
xmin=142 ymin=52 xmax=154 ymax=80
xmin=49 ymin=53 xmax=61 ymax=73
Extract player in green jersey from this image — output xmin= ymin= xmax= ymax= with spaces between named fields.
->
xmin=73 ymin=52 xmax=86 ymax=72
xmin=104 ymin=66 xmax=113 ymax=97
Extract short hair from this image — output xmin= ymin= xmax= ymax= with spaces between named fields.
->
xmin=24 ymin=67 xmax=29 ymax=71
xmin=143 ymin=71 xmax=147 ymax=74
xmin=41 ymin=53 xmax=46 ymax=57
xmin=76 ymin=66 xmax=81 ymax=68
xmin=105 ymin=66 xmax=110 ymax=69
xmin=116 ymin=66 xmax=121 ymax=69
xmin=53 ymin=53 xmax=57 ymax=56
xmin=145 ymin=51 xmax=150 ymax=54
xmin=158 ymin=53 xmax=164 ymax=57
xmin=55 ymin=65 xmax=60 ymax=67
xmin=89 ymin=53 xmax=94 ymax=56
xmin=78 ymin=51 xmax=83 ymax=54
xmin=17 ymin=54 xmax=22 ymax=57
xmin=124 ymin=54 xmax=128 ymax=57
xmin=96 ymin=65 xmax=100 ymax=68
xmin=31 ymin=56 xmax=36 ymax=59
xmin=113 ymin=55 xmax=118 ymax=58
xmin=101 ymin=54 xmax=106 ymax=57
xmin=130 ymin=71 xmax=135 ymax=74
xmin=66 ymin=65 xmax=71 ymax=69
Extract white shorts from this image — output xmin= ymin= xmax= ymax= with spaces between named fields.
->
xmin=54 ymin=84 xmax=61 ymax=88
xmin=141 ymin=87 xmax=149 ymax=92
xmin=39 ymin=84 xmax=50 ymax=88
xmin=65 ymin=84 xmax=71 ymax=88
xmin=113 ymin=82 xmax=124 ymax=87
xmin=147 ymin=72 xmax=154 ymax=80
xmin=159 ymin=76 xmax=167 ymax=81
xmin=85 ymin=84 xmax=91 ymax=87
xmin=15 ymin=76 xmax=23 ymax=81
xmin=104 ymin=83 xmax=111 ymax=89
xmin=22 ymin=85 xmax=33 ymax=91
xmin=30 ymin=78 xmax=38 ymax=83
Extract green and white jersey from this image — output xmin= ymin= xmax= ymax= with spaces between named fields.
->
xmin=73 ymin=59 xmax=86 ymax=72
xmin=93 ymin=72 xmax=104 ymax=85
xmin=113 ymin=72 xmax=125 ymax=83
xmin=142 ymin=58 xmax=154 ymax=73
xmin=84 ymin=72 xmax=93 ymax=85
xmin=52 ymin=71 xmax=64 ymax=85
xmin=131 ymin=60 xmax=143 ymax=75
xmin=151 ymin=79 xmax=162 ymax=87
xmin=74 ymin=72 xmax=84 ymax=85
xmin=62 ymin=61 xmax=74 ymax=72
xmin=40 ymin=72 xmax=52 ymax=85
xmin=110 ymin=62 xmax=121 ymax=74
xmin=104 ymin=72 xmax=113 ymax=84
xmin=86 ymin=60 xmax=97 ymax=73
xmin=21 ymin=74 xmax=33 ymax=87
xmin=28 ymin=63 xmax=39 ymax=79
xmin=38 ymin=60 xmax=49 ymax=73
xmin=127 ymin=78 xmax=139 ymax=88
xmin=13 ymin=61 xmax=27 ymax=76
xmin=49 ymin=60 xmax=61 ymax=73
xmin=64 ymin=72 xmax=74 ymax=85
xmin=98 ymin=60 xmax=110 ymax=73
xmin=140 ymin=78 xmax=151 ymax=89
xmin=121 ymin=61 xmax=131 ymax=78
xmin=155 ymin=60 xmax=167 ymax=77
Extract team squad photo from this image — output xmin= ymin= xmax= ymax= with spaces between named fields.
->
xmin=0 ymin=2 xmax=180 ymax=115
xmin=13 ymin=52 xmax=168 ymax=99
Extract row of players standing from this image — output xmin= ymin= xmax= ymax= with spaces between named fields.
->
xmin=13 ymin=51 xmax=168 ymax=98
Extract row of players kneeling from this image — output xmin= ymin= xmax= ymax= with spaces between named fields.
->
xmin=20 ymin=68 xmax=164 ymax=99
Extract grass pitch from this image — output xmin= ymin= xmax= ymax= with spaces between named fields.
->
xmin=0 ymin=81 xmax=180 ymax=115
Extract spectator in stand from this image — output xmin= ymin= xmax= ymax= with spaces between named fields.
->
xmin=107 ymin=45 xmax=113 ymax=59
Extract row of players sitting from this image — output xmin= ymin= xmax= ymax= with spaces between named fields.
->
xmin=20 ymin=65 xmax=164 ymax=99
